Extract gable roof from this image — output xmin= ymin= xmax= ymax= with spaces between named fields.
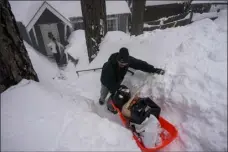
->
xmin=26 ymin=2 xmax=73 ymax=31
xmin=10 ymin=1 xmax=131 ymax=28
xmin=10 ymin=1 xmax=44 ymax=26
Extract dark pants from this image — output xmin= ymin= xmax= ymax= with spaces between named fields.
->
xmin=54 ymin=53 xmax=60 ymax=65
xmin=99 ymin=84 xmax=109 ymax=103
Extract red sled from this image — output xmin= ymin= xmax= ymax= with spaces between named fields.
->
xmin=111 ymin=101 xmax=178 ymax=152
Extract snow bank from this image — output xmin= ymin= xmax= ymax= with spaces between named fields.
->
xmin=192 ymin=12 xmax=218 ymax=22
xmin=66 ymin=30 xmax=89 ymax=70
xmin=1 ymin=80 xmax=139 ymax=151
xmin=1 ymin=39 xmax=141 ymax=151
xmin=72 ymin=9 xmax=227 ymax=151
xmin=24 ymin=42 xmax=59 ymax=85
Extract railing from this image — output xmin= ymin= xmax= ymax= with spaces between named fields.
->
xmin=76 ymin=68 xmax=134 ymax=76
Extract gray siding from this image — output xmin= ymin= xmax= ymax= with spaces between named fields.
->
xmin=16 ymin=22 xmax=32 ymax=45
xmin=29 ymin=30 xmax=39 ymax=51
xmin=28 ymin=8 xmax=71 ymax=55
xmin=117 ymin=13 xmax=129 ymax=32
xmin=70 ymin=13 xmax=130 ymax=33
xmin=36 ymin=9 xmax=69 ymax=46
xmin=34 ymin=25 xmax=47 ymax=55
xmin=144 ymin=3 xmax=185 ymax=22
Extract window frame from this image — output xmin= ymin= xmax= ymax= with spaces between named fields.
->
xmin=107 ymin=17 xmax=118 ymax=31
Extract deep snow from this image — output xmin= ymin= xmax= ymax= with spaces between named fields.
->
xmin=1 ymin=8 xmax=227 ymax=152
xmin=1 ymin=42 xmax=140 ymax=151
xmin=64 ymin=9 xmax=227 ymax=151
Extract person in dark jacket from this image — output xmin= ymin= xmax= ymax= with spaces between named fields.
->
xmin=99 ymin=47 xmax=165 ymax=105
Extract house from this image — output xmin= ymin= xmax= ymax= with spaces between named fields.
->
xmin=10 ymin=1 xmax=131 ymax=58
xmin=144 ymin=1 xmax=186 ymax=22
xmin=144 ymin=0 xmax=227 ymax=23
xmin=141 ymin=0 xmax=227 ymax=31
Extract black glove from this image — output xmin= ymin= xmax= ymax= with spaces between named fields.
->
xmin=154 ymin=68 xmax=165 ymax=75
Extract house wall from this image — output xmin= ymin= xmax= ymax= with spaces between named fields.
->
xmin=143 ymin=3 xmax=226 ymax=32
xmin=191 ymin=3 xmax=212 ymax=13
xmin=144 ymin=3 xmax=185 ymax=22
xmin=29 ymin=30 xmax=40 ymax=51
xmin=29 ymin=9 xmax=70 ymax=55
xmin=70 ymin=13 xmax=130 ymax=33
xmin=16 ymin=22 xmax=32 ymax=45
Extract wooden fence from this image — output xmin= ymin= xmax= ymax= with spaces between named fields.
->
xmin=143 ymin=3 xmax=227 ymax=32
xmin=143 ymin=11 xmax=192 ymax=31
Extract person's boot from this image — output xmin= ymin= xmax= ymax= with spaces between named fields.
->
xmin=107 ymin=101 xmax=117 ymax=114
xmin=99 ymin=99 xmax=105 ymax=105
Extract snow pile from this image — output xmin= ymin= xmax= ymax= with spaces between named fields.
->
xmin=1 ymin=5 xmax=227 ymax=151
xmin=192 ymin=11 xmax=218 ymax=22
xmin=1 ymin=80 xmax=139 ymax=151
xmin=24 ymin=42 xmax=59 ymax=86
xmin=1 ymin=42 xmax=140 ymax=151
xmin=66 ymin=30 xmax=89 ymax=70
xmin=71 ymin=9 xmax=227 ymax=151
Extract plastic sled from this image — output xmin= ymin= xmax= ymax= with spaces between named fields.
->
xmin=110 ymin=101 xmax=178 ymax=152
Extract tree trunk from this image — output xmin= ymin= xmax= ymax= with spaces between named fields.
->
xmin=80 ymin=0 xmax=107 ymax=63
xmin=0 ymin=0 xmax=39 ymax=93
xmin=131 ymin=0 xmax=146 ymax=36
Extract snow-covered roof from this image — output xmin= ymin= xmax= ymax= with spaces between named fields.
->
xmin=191 ymin=1 xmax=227 ymax=4
xmin=10 ymin=1 xmax=130 ymax=26
xmin=146 ymin=0 xmax=186 ymax=6
xmin=10 ymin=1 xmax=44 ymax=26
xmin=145 ymin=0 xmax=227 ymax=6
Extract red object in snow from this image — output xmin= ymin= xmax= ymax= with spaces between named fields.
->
xmin=111 ymin=101 xmax=178 ymax=152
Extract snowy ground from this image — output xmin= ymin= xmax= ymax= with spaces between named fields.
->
xmin=1 ymin=9 xmax=227 ymax=151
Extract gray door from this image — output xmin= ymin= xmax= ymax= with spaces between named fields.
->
xmin=39 ymin=23 xmax=60 ymax=56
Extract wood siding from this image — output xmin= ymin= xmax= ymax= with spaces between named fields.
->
xmin=16 ymin=22 xmax=32 ymax=45
xmin=70 ymin=13 xmax=130 ymax=33
xmin=29 ymin=29 xmax=39 ymax=51
xmin=28 ymin=9 xmax=70 ymax=55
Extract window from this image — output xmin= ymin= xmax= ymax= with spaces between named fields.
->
xmin=70 ymin=18 xmax=84 ymax=30
xmin=107 ymin=17 xmax=118 ymax=31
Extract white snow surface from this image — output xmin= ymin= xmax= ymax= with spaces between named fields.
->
xmin=66 ymin=30 xmax=89 ymax=70
xmin=1 ymin=8 xmax=227 ymax=151
xmin=145 ymin=0 xmax=227 ymax=6
xmin=9 ymin=1 xmax=130 ymax=26
xmin=1 ymin=42 xmax=140 ymax=151
xmin=192 ymin=12 xmax=219 ymax=22
xmin=9 ymin=1 xmax=44 ymax=26
xmin=66 ymin=9 xmax=227 ymax=151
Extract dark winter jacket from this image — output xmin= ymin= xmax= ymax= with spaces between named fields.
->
xmin=100 ymin=53 xmax=156 ymax=94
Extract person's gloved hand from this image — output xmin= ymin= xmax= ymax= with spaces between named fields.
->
xmin=154 ymin=68 xmax=165 ymax=75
